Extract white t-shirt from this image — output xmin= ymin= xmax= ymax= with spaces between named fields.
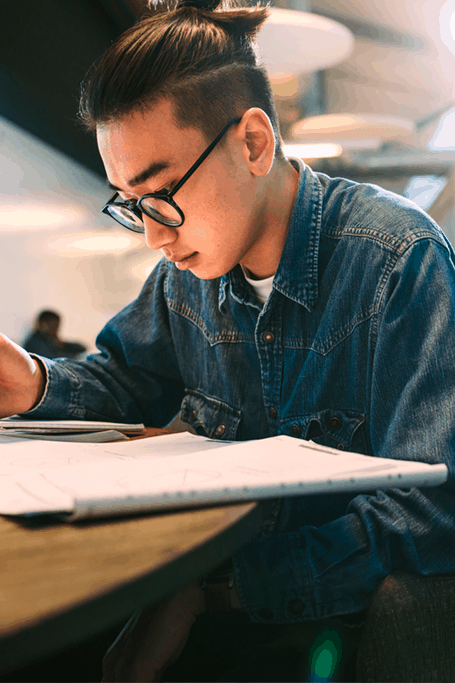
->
xmin=241 ymin=265 xmax=274 ymax=306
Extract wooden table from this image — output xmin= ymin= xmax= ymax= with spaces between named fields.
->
xmin=0 ymin=429 xmax=263 ymax=674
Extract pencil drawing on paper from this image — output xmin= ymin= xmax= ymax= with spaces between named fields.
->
xmin=231 ymin=465 xmax=270 ymax=476
xmin=115 ymin=468 xmax=222 ymax=490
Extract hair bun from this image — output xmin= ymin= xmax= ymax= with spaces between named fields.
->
xmin=176 ymin=0 xmax=221 ymax=10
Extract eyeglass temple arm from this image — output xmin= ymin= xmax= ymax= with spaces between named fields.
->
xmin=168 ymin=117 xmax=242 ymax=197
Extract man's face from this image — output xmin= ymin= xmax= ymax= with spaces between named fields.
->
xmin=97 ymin=99 xmax=268 ymax=279
xmin=38 ymin=318 xmax=59 ymax=336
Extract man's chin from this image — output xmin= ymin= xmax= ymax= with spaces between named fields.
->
xmin=189 ymin=263 xmax=233 ymax=280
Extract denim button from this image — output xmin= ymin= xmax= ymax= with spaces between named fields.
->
xmin=257 ymin=608 xmax=274 ymax=620
xmin=214 ymin=424 xmax=226 ymax=437
xmin=262 ymin=331 xmax=275 ymax=344
xmin=269 ymin=406 xmax=277 ymax=419
xmin=329 ymin=417 xmax=342 ymax=430
xmin=191 ymin=410 xmax=196 ymax=421
xmin=291 ymin=424 xmax=301 ymax=437
xmin=337 ymin=443 xmax=345 ymax=450
xmin=288 ymin=599 xmax=304 ymax=615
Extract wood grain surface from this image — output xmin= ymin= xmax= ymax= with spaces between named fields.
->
xmin=0 ymin=428 xmax=262 ymax=672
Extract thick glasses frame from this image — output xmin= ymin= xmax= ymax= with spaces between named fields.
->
xmin=102 ymin=116 xmax=242 ymax=233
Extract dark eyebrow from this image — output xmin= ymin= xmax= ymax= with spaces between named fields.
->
xmin=106 ymin=160 xmax=171 ymax=191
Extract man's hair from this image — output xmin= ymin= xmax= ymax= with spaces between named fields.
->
xmin=37 ymin=310 xmax=60 ymax=324
xmin=78 ymin=0 xmax=283 ymax=157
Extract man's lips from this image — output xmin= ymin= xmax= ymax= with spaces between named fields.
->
xmin=166 ymin=252 xmax=197 ymax=263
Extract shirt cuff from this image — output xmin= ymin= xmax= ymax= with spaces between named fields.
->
xmin=233 ymin=530 xmax=314 ymax=624
xmin=22 ymin=355 xmax=85 ymax=419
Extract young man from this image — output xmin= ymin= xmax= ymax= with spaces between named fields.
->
xmin=1 ymin=0 xmax=455 ymax=679
xmin=23 ymin=309 xmax=87 ymax=360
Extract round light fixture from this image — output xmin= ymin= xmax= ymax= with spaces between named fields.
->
xmin=43 ymin=231 xmax=144 ymax=256
xmin=283 ymin=143 xmax=342 ymax=159
xmin=291 ymin=113 xmax=414 ymax=141
xmin=257 ymin=8 xmax=354 ymax=75
xmin=0 ymin=204 xmax=86 ymax=233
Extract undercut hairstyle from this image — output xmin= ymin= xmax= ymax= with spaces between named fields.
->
xmin=78 ymin=0 xmax=283 ymax=158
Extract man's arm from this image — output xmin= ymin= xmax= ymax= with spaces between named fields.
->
xmin=101 ymin=582 xmax=206 ymax=683
xmin=0 ymin=334 xmax=46 ymax=417
xmin=101 ymin=577 xmax=243 ymax=682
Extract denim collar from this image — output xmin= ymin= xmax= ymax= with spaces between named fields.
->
xmin=219 ymin=159 xmax=322 ymax=313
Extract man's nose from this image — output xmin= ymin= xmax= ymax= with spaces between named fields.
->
xmin=143 ymin=215 xmax=178 ymax=251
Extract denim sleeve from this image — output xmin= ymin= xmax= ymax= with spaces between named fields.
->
xmin=234 ymin=237 xmax=455 ymax=624
xmin=26 ymin=260 xmax=185 ymax=427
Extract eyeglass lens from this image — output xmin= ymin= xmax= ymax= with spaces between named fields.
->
xmin=107 ymin=194 xmax=182 ymax=232
xmin=140 ymin=197 xmax=182 ymax=227
xmin=107 ymin=205 xmax=146 ymax=233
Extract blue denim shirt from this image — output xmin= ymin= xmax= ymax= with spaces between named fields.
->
xmin=29 ymin=160 xmax=455 ymax=624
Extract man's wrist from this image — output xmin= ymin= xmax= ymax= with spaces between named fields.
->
xmin=200 ymin=558 xmax=243 ymax=612
xmin=30 ymin=357 xmax=47 ymax=410
xmin=229 ymin=582 xmax=244 ymax=610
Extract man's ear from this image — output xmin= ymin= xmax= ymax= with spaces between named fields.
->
xmin=239 ymin=108 xmax=276 ymax=177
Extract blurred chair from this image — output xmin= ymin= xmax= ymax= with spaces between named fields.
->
xmin=355 ymin=571 xmax=455 ymax=682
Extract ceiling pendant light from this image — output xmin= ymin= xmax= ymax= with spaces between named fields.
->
xmin=257 ymin=8 xmax=355 ymax=75
xmin=282 ymin=142 xmax=343 ymax=159
xmin=0 ymin=204 xmax=87 ymax=233
xmin=291 ymin=113 xmax=414 ymax=142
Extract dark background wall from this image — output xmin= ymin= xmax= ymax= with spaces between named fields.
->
xmin=0 ymin=0 xmax=137 ymax=177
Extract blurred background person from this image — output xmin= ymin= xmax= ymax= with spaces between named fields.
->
xmin=23 ymin=309 xmax=87 ymax=360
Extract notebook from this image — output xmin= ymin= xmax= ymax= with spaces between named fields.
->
xmin=0 ymin=418 xmax=145 ymax=434
xmin=0 ymin=432 xmax=447 ymax=522
xmin=0 ymin=418 xmax=145 ymax=443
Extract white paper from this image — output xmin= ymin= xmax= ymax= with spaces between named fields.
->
xmin=0 ymin=418 xmax=145 ymax=433
xmin=0 ymin=432 xmax=227 ymax=476
xmin=0 ymin=432 xmax=230 ymax=515
xmin=0 ymin=433 xmax=448 ymax=520
xmin=3 ymin=429 xmax=129 ymax=443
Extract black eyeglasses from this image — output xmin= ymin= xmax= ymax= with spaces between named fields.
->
xmin=102 ymin=116 xmax=242 ymax=233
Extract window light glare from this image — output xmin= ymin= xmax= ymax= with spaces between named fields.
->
xmin=0 ymin=206 xmax=83 ymax=231
xmin=404 ymin=176 xmax=448 ymax=211
xmin=439 ymin=2 xmax=455 ymax=52
xmin=283 ymin=143 xmax=343 ymax=159
xmin=428 ymin=107 xmax=455 ymax=150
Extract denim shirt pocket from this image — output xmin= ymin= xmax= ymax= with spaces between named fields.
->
xmin=282 ymin=409 xmax=367 ymax=453
xmin=180 ymin=389 xmax=242 ymax=440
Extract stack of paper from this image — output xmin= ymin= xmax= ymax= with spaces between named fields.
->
xmin=0 ymin=419 xmax=145 ymax=443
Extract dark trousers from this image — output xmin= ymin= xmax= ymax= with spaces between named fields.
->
xmin=5 ymin=572 xmax=455 ymax=682
xmin=162 ymin=610 xmax=365 ymax=682
xmin=164 ymin=571 xmax=455 ymax=682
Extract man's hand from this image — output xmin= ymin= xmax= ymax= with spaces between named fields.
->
xmin=102 ymin=581 xmax=206 ymax=682
xmin=0 ymin=334 xmax=46 ymax=417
